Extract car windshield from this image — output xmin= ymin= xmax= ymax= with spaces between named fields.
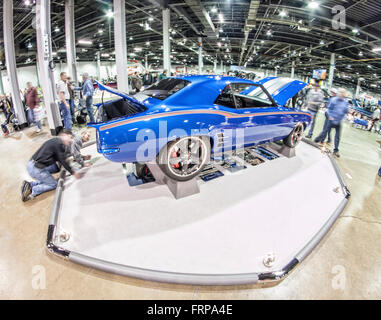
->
xmin=143 ymin=78 xmax=191 ymax=100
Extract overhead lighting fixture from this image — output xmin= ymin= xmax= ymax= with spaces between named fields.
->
xmin=218 ymin=13 xmax=224 ymax=22
xmin=372 ymin=47 xmax=381 ymax=52
xmin=99 ymin=43 xmax=103 ymax=48
xmin=211 ymin=7 xmax=218 ymax=13
xmin=146 ymin=41 xmax=150 ymax=46
xmin=219 ymin=28 xmax=223 ymax=33
xmin=106 ymin=9 xmax=113 ymax=18
xmin=134 ymin=47 xmax=142 ymax=52
xmin=279 ymin=10 xmax=287 ymax=17
xmin=54 ymin=26 xmax=60 ymax=32
xmin=78 ymin=39 xmax=93 ymax=45
xmin=266 ymin=30 xmax=272 ymax=36
xmin=308 ymin=1 xmax=319 ymax=9
xmin=98 ymin=29 xmax=103 ymax=34
xmin=217 ymin=42 xmax=222 ymax=47
xmin=24 ymin=0 xmax=31 ymax=6
xmin=352 ymin=28 xmax=359 ymax=34
xmin=148 ymin=17 xmax=154 ymax=21
xmin=129 ymin=36 xmax=133 ymax=40
xmin=101 ymin=53 xmax=110 ymax=57
xmin=320 ymin=40 xmax=325 ymax=45
xmin=359 ymin=51 xmax=363 ymax=56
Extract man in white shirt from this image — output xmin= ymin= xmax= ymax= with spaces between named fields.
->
xmin=57 ymin=72 xmax=72 ymax=130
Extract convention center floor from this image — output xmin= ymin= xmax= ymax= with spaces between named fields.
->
xmin=1 ymin=114 xmax=380 ymax=299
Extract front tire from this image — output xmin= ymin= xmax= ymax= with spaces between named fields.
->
xmin=283 ymin=123 xmax=304 ymax=148
xmin=157 ymin=136 xmax=210 ymax=181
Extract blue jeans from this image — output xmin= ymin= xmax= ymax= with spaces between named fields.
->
xmin=322 ymin=112 xmax=332 ymax=143
xmin=315 ymin=120 xmax=341 ymax=153
xmin=59 ymin=100 xmax=72 ymax=130
xmin=308 ymin=110 xmax=317 ymax=136
xmin=85 ymin=96 xmax=95 ymax=123
xmin=69 ymin=99 xmax=76 ymax=122
xmin=378 ymin=166 xmax=381 ymax=177
xmin=27 ymin=160 xmax=60 ymax=196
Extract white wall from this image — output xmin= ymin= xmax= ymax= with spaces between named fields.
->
xmin=0 ymin=61 xmax=118 ymax=93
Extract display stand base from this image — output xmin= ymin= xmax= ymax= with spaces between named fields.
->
xmin=146 ymin=162 xmax=200 ymax=199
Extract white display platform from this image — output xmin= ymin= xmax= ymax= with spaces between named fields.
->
xmin=47 ymin=141 xmax=349 ymax=285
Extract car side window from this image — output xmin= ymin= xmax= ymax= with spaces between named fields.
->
xmin=214 ymin=85 xmax=235 ymax=108
xmin=231 ymin=83 xmax=274 ymax=108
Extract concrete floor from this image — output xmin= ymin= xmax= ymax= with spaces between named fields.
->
xmin=1 ymin=113 xmax=380 ymax=299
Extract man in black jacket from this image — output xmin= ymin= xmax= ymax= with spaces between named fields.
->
xmin=21 ymin=130 xmax=82 ymax=202
xmin=142 ymin=70 xmax=153 ymax=87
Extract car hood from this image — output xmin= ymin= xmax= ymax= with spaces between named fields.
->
xmin=256 ymin=77 xmax=307 ymax=106
xmin=95 ymin=80 xmax=148 ymax=109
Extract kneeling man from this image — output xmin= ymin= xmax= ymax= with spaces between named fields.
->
xmin=22 ymin=130 xmax=81 ymax=202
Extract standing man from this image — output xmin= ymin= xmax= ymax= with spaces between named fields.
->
xmin=158 ymin=69 xmax=168 ymax=81
xmin=321 ymin=88 xmax=338 ymax=145
xmin=305 ymin=83 xmax=324 ymax=138
xmin=57 ymin=72 xmax=72 ymax=130
xmin=25 ymin=82 xmax=42 ymax=133
xmin=21 ymin=130 xmax=82 ymax=202
xmin=142 ymin=70 xmax=153 ymax=87
xmin=67 ymin=76 xmax=76 ymax=124
xmin=368 ymin=106 xmax=380 ymax=132
xmin=76 ymin=73 xmax=95 ymax=123
xmin=0 ymin=94 xmax=14 ymax=136
xmin=314 ymin=88 xmax=349 ymax=158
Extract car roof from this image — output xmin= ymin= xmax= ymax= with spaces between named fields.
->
xmin=173 ymin=75 xmax=255 ymax=85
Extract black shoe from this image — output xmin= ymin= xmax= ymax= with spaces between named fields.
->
xmin=306 ymin=135 xmax=312 ymax=139
xmin=21 ymin=181 xmax=32 ymax=202
xmin=333 ymin=152 xmax=340 ymax=158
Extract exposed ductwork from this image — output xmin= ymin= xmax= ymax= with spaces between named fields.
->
xmin=239 ymin=0 xmax=260 ymax=65
xmin=185 ymin=0 xmax=216 ymax=38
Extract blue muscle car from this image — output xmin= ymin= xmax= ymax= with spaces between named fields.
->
xmin=89 ymin=76 xmax=311 ymax=181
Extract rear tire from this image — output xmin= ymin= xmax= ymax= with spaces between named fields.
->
xmin=157 ymin=136 xmax=210 ymax=181
xmin=283 ymin=123 xmax=304 ymax=148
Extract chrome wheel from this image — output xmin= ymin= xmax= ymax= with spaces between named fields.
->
xmin=167 ymin=137 xmax=208 ymax=179
xmin=291 ymin=124 xmax=304 ymax=145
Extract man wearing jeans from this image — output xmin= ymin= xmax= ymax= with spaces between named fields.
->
xmin=305 ymin=83 xmax=324 ymax=139
xmin=76 ymin=73 xmax=95 ymax=123
xmin=21 ymin=130 xmax=81 ymax=202
xmin=57 ymin=72 xmax=72 ymax=130
xmin=314 ymin=88 xmax=349 ymax=158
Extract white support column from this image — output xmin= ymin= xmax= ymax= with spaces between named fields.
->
xmin=96 ymin=51 xmax=101 ymax=80
xmin=198 ymin=37 xmax=203 ymax=74
xmin=114 ymin=0 xmax=129 ymax=93
xmin=220 ymin=60 xmax=223 ymax=74
xmin=145 ymin=54 xmax=148 ymax=70
xmin=213 ymin=60 xmax=217 ymax=74
xmin=65 ymin=0 xmax=78 ymax=83
xmin=275 ymin=68 xmax=278 ymax=77
xmin=36 ymin=0 xmax=62 ymax=134
xmin=162 ymin=8 xmax=171 ymax=74
xmin=291 ymin=61 xmax=295 ymax=79
xmin=355 ymin=78 xmax=361 ymax=98
xmin=0 ymin=69 xmax=4 ymax=95
xmin=3 ymin=0 xmax=27 ymax=125
xmin=328 ymin=52 xmax=335 ymax=88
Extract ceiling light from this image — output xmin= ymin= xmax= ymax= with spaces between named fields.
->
xmin=217 ymin=42 xmax=222 ymax=47
xmin=134 ymin=47 xmax=142 ymax=52
xmin=352 ymin=28 xmax=359 ymax=34
xmin=101 ymin=53 xmax=110 ymax=57
xmin=218 ymin=13 xmax=224 ymax=22
xmin=129 ymin=37 xmax=133 ymax=40
xmin=98 ymin=29 xmax=103 ymax=34
xmin=78 ymin=39 xmax=93 ymax=45
xmin=219 ymin=28 xmax=223 ymax=33
xmin=320 ymin=40 xmax=325 ymax=45
xmin=211 ymin=7 xmax=217 ymax=13
xmin=359 ymin=51 xmax=363 ymax=56
xmin=146 ymin=41 xmax=150 ymax=46
xmin=106 ymin=9 xmax=113 ymax=18
xmin=372 ymin=47 xmax=381 ymax=52
xmin=54 ymin=26 xmax=60 ymax=32
xmin=308 ymin=1 xmax=319 ymax=9
xmin=279 ymin=10 xmax=287 ymax=17
xmin=148 ymin=17 xmax=154 ymax=21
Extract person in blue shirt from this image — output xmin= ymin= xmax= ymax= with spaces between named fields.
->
xmin=76 ymin=73 xmax=95 ymax=123
xmin=314 ymin=88 xmax=349 ymax=158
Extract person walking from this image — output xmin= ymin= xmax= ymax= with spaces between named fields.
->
xmin=57 ymin=72 xmax=73 ymax=130
xmin=368 ymin=106 xmax=380 ymax=132
xmin=0 ymin=94 xmax=15 ymax=136
xmin=321 ymin=88 xmax=338 ymax=144
xmin=142 ymin=70 xmax=153 ymax=87
xmin=76 ymin=73 xmax=95 ymax=123
xmin=21 ymin=130 xmax=82 ymax=202
xmin=25 ymin=82 xmax=42 ymax=133
xmin=131 ymin=72 xmax=142 ymax=93
xmin=305 ymin=83 xmax=324 ymax=138
xmin=314 ymin=88 xmax=349 ymax=158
